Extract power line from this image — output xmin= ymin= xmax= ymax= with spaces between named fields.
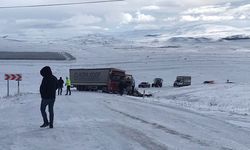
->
xmin=0 ymin=0 xmax=125 ymax=9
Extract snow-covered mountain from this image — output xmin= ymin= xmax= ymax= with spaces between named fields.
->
xmin=1 ymin=23 xmax=250 ymax=149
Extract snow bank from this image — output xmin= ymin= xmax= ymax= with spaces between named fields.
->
xmin=149 ymin=84 xmax=250 ymax=115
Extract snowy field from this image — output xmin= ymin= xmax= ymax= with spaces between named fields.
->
xmin=1 ymin=34 xmax=250 ymax=149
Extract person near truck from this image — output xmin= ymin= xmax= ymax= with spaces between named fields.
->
xmin=119 ymin=77 xmax=126 ymax=96
xmin=65 ymin=77 xmax=71 ymax=95
xmin=39 ymin=66 xmax=58 ymax=128
xmin=131 ymin=78 xmax=135 ymax=95
xmin=57 ymin=77 xmax=64 ymax=95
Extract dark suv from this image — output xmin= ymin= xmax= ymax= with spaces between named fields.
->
xmin=152 ymin=78 xmax=163 ymax=87
xmin=173 ymin=76 xmax=191 ymax=87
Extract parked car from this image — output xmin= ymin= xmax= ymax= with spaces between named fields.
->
xmin=138 ymin=82 xmax=150 ymax=88
xmin=173 ymin=76 xmax=191 ymax=87
xmin=152 ymin=78 xmax=163 ymax=87
xmin=203 ymin=80 xmax=215 ymax=84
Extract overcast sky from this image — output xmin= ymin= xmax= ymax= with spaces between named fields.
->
xmin=0 ymin=0 xmax=249 ymax=39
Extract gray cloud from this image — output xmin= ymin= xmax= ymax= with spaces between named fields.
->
xmin=0 ymin=0 xmax=249 ymax=39
xmin=180 ymin=3 xmax=250 ymax=22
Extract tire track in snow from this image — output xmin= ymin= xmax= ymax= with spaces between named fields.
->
xmin=106 ymin=105 xmax=210 ymax=147
xmin=103 ymin=97 xmax=238 ymax=150
xmin=114 ymin=124 xmax=169 ymax=150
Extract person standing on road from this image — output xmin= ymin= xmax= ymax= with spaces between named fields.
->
xmin=57 ymin=77 xmax=64 ymax=95
xmin=65 ymin=77 xmax=71 ymax=95
xmin=40 ymin=66 xmax=58 ymax=128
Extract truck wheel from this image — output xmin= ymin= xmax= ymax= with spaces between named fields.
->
xmin=102 ymin=86 xmax=108 ymax=93
xmin=80 ymin=86 xmax=87 ymax=91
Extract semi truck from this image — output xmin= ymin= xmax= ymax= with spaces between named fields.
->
xmin=70 ymin=68 xmax=126 ymax=93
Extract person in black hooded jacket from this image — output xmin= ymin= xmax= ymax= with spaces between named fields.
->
xmin=40 ymin=66 xmax=58 ymax=128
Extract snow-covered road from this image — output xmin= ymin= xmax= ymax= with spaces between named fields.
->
xmin=1 ymin=34 xmax=250 ymax=149
xmin=1 ymin=92 xmax=250 ymax=150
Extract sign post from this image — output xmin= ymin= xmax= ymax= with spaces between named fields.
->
xmin=7 ymin=80 xmax=9 ymax=97
xmin=5 ymin=74 xmax=22 ymax=96
xmin=17 ymin=80 xmax=20 ymax=95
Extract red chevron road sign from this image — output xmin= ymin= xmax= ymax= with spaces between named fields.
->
xmin=5 ymin=74 xmax=22 ymax=81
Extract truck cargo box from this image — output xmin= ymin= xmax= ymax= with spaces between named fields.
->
xmin=70 ymin=69 xmax=110 ymax=85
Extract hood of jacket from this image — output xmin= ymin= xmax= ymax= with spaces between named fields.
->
xmin=40 ymin=66 xmax=53 ymax=77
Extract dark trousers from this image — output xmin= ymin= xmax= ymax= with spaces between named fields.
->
xmin=58 ymin=87 xmax=63 ymax=95
xmin=66 ymin=86 xmax=71 ymax=95
xmin=131 ymin=86 xmax=135 ymax=95
xmin=40 ymin=99 xmax=55 ymax=125
xmin=119 ymin=88 xmax=124 ymax=96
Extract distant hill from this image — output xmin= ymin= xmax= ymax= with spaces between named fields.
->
xmin=221 ymin=35 xmax=250 ymax=41
xmin=168 ymin=37 xmax=213 ymax=43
